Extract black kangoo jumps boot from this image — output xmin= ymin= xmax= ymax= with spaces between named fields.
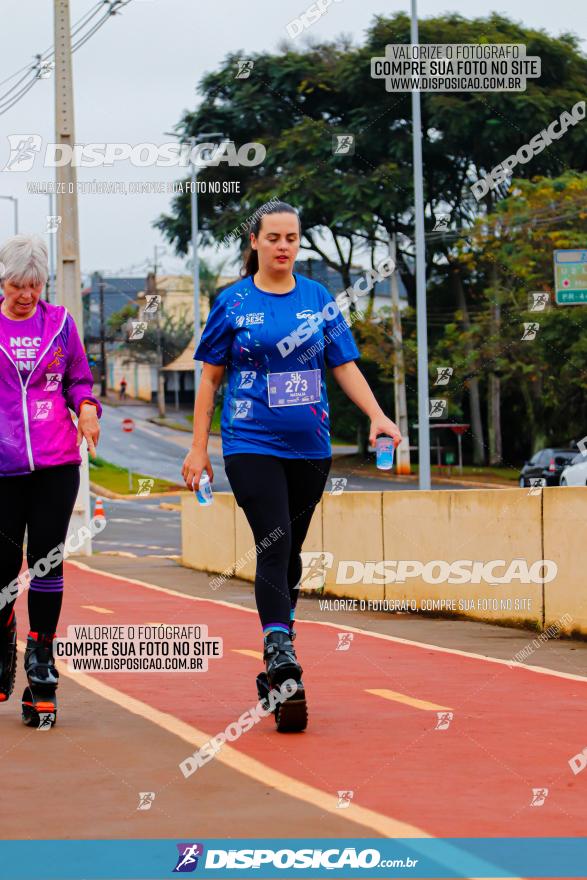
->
xmin=256 ymin=630 xmax=307 ymax=733
xmin=22 ymin=632 xmax=59 ymax=729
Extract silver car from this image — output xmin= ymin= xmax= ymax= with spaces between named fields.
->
xmin=561 ymin=452 xmax=587 ymax=486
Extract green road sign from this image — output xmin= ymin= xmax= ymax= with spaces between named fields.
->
xmin=445 ymin=452 xmax=455 ymax=465
xmin=554 ymin=249 xmax=587 ymax=304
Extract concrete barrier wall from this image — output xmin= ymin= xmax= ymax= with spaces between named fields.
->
xmin=381 ymin=489 xmax=543 ymax=626
xmin=181 ymin=493 xmax=236 ymax=577
xmin=323 ymin=493 xmax=384 ymax=601
xmin=181 ymin=487 xmax=586 ymax=632
xmin=543 ymin=487 xmax=585 ymax=635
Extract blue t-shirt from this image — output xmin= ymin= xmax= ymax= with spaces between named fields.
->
xmin=194 ymin=273 xmax=360 ymax=458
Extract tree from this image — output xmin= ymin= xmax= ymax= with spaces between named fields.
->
xmin=109 ymin=305 xmax=194 ymax=368
xmin=198 ymin=257 xmax=228 ymax=308
xmin=454 ymin=171 xmax=587 ymax=459
xmin=107 ymin=303 xmax=137 ymax=338
xmin=154 ymin=13 xmax=586 ymax=464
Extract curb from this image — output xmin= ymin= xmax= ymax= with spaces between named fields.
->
xmin=95 ymin=550 xmax=182 ymax=561
xmin=147 ymin=417 xmax=193 ymax=434
xmin=429 ymin=477 xmax=515 ymax=489
xmin=329 ymin=467 xmax=513 ymax=490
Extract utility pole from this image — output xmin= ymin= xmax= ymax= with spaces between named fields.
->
xmin=54 ymin=0 xmax=82 ymax=329
xmin=153 ymin=246 xmax=166 ymax=417
xmin=411 ymin=0 xmax=431 ymax=490
xmin=54 ymin=0 xmax=91 ymax=552
xmin=390 ymin=234 xmax=411 ymax=474
xmin=98 ymin=276 xmax=107 ymax=398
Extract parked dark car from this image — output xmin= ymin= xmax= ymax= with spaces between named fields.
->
xmin=519 ymin=448 xmax=578 ymax=487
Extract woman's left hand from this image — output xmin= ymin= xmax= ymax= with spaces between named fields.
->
xmin=77 ymin=403 xmax=100 ymax=458
xmin=369 ymin=412 xmax=402 ymax=448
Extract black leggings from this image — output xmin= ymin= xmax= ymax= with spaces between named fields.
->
xmin=224 ymin=454 xmax=331 ymax=629
xmin=0 ymin=464 xmax=80 ymax=634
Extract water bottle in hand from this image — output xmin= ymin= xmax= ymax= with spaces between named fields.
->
xmin=376 ymin=435 xmax=395 ymax=471
xmin=194 ymin=470 xmax=213 ymax=505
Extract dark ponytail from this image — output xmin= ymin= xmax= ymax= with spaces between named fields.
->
xmin=242 ymin=246 xmax=259 ymax=278
xmin=241 ymin=201 xmax=301 ymax=277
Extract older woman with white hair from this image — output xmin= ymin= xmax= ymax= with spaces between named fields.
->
xmin=0 ymin=233 xmax=101 ymax=728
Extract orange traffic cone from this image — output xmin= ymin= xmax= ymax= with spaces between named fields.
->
xmin=94 ymin=497 xmax=105 ymax=518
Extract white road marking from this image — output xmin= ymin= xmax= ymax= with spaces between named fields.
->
xmin=81 ymin=605 xmax=113 ymax=614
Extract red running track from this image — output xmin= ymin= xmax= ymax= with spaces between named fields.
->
xmin=35 ymin=560 xmax=587 ymax=841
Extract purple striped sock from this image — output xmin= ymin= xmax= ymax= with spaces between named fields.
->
xmin=30 ymin=576 xmax=64 ymax=592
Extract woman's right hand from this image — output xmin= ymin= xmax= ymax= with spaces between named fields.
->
xmin=181 ymin=446 xmax=214 ymax=492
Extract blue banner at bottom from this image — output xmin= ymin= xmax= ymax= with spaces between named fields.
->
xmin=0 ymin=837 xmax=582 ymax=879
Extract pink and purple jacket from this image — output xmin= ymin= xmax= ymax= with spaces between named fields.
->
xmin=0 ymin=297 xmax=102 ymax=476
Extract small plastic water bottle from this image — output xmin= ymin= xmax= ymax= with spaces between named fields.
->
xmin=376 ymin=435 xmax=395 ymax=470
xmin=194 ymin=470 xmax=213 ymax=505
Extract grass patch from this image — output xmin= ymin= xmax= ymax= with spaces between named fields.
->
xmin=89 ymin=456 xmax=183 ymax=495
xmin=442 ymin=465 xmax=520 ymax=482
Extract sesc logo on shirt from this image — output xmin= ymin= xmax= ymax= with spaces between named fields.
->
xmin=235 ymin=312 xmax=264 ymax=327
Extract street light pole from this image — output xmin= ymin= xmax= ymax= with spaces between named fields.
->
xmin=390 ymin=233 xmax=411 ymax=475
xmin=411 ymin=0 xmax=431 ymax=490
xmin=188 ymin=133 xmax=224 ymax=400
xmin=164 ymin=129 xmax=224 ymax=401
xmin=190 ymin=140 xmax=201 ymax=400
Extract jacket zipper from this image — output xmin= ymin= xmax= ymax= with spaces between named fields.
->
xmin=0 ymin=309 xmax=68 ymax=472
xmin=21 ymin=385 xmax=35 ymax=470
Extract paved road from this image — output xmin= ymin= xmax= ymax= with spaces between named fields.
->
xmin=97 ymin=403 xmax=231 ymax=490
xmin=90 ymin=495 xmax=181 ymax=557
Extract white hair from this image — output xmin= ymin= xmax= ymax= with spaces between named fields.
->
xmin=0 ymin=234 xmax=48 ymax=287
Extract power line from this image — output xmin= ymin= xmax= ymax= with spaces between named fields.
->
xmin=0 ymin=75 xmax=40 ymax=115
xmin=0 ymin=2 xmax=104 ymax=101
xmin=71 ymin=0 xmax=133 ymax=53
xmin=0 ymin=0 xmax=133 ymax=117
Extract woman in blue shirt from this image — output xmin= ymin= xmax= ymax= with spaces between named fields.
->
xmin=182 ymin=202 xmax=401 ymax=730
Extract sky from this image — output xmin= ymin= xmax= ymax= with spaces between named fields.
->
xmin=0 ymin=0 xmax=585 ymax=281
